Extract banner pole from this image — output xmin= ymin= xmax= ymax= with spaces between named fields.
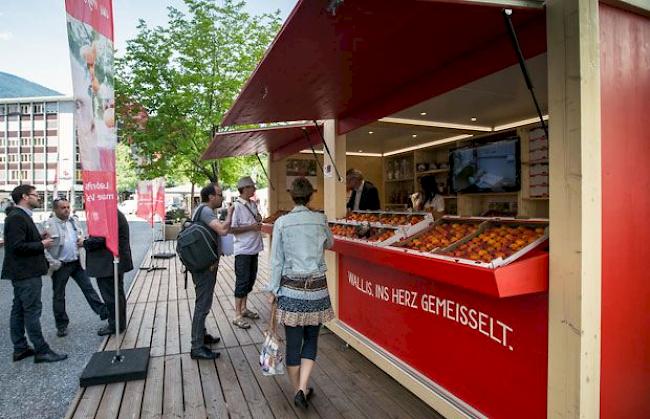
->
xmin=112 ymin=257 xmax=122 ymax=361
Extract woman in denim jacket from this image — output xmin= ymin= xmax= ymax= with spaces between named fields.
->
xmin=267 ymin=177 xmax=334 ymax=409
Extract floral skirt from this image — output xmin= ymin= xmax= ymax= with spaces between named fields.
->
xmin=276 ymin=274 xmax=334 ymax=327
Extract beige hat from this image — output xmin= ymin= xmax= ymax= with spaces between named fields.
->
xmin=290 ymin=177 xmax=314 ymax=198
xmin=237 ymin=176 xmax=255 ymax=189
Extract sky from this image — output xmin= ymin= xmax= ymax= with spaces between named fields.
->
xmin=0 ymin=0 xmax=297 ymax=95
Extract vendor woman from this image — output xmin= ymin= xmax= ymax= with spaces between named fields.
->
xmin=411 ymin=174 xmax=445 ymax=218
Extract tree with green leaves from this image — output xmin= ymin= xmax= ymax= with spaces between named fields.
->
xmin=115 ymin=142 xmax=138 ymax=193
xmin=115 ymin=0 xmax=280 ymax=185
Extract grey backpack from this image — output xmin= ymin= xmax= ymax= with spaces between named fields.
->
xmin=176 ymin=205 xmax=220 ymax=274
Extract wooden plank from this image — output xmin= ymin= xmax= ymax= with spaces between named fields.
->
xmin=241 ymin=344 xmax=300 ymax=419
xmin=227 ymin=346 xmax=275 ymax=419
xmin=95 ymin=382 xmax=125 ymax=419
xmin=141 ymin=355 xmax=164 ymax=419
xmin=117 ymin=380 xmax=145 ymax=419
xmin=216 ymin=349 xmax=253 ymax=419
xmin=71 ymin=385 xmax=105 ymax=419
xmin=63 ymin=389 xmax=83 ymax=419
xmin=105 ymin=299 xmax=137 ymax=351
xmin=198 ymin=358 xmax=229 ymax=419
xmin=121 ymin=302 xmax=146 ymax=349
xmin=167 ymin=256 xmax=178 ymax=301
xmin=178 ymin=296 xmax=193 ymax=354
xmin=316 ymin=338 xmax=414 ymax=419
xmin=137 ymin=299 xmax=157 ymax=348
xmin=319 ymin=334 xmax=437 ymax=418
xmin=165 ymin=295 xmax=181 ymax=355
xmin=150 ymin=301 xmax=167 ymax=357
xmin=157 ymin=256 xmax=169 ymax=303
xmin=136 ymin=268 xmax=155 ymax=304
xmin=208 ymin=293 xmax=239 ymax=348
xmin=180 ymin=353 xmax=208 ymax=419
xmin=272 ymin=370 xmax=321 ymax=419
xmin=163 ymin=355 xmax=183 ymax=418
xmin=218 ymin=263 xmax=266 ymax=344
xmin=217 ymin=294 xmax=254 ymax=347
xmin=313 ymin=347 xmax=394 ymax=418
xmin=308 ymin=361 xmax=368 ymax=419
xmin=146 ymin=259 xmax=162 ymax=303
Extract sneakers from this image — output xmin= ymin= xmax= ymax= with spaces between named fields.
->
xmin=97 ymin=325 xmax=125 ymax=336
xmin=34 ymin=349 xmax=68 ymax=363
xmin=190 ymin=346 xmax=220 ymax=360
xmin=12 ymin=347 xmax=35 ymax=362
xmin=56 ymin=327 xmax=68 ymax=337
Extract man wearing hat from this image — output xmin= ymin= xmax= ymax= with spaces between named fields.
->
xmin=230 ymin=176 xmax=263 ymax=329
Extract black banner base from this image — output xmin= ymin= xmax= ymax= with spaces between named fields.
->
xmin=80 ymin=347 xmax=150 ymax=387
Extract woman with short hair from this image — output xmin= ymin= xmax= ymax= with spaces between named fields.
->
xmin=267 ymin=177 xmax=334 ymax=409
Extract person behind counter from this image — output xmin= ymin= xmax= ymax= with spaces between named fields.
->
xmin=411 ymin=174 xmax=445 ymax=218
xmin=346 ymin=168 xmax=380 ymax=211
xmin=267 ymin=177 xmax=334 ymax=409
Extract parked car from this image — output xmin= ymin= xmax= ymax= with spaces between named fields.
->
xmin=118 ymin=199 xmax=137 ymax=215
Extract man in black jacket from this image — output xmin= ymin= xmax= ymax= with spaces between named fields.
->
xmin=346 ymin=168 xmax=381 ymax=211
xmin=84 ymin=210 xmax=133 ymax=336
xmin=2 ymin=185 xmax=67 ymax=363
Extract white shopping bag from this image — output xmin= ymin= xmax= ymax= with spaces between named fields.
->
xmin=259 ymin=301 xmax=284 ymax=376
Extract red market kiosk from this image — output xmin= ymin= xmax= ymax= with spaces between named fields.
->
xmin=203 ymin=1 xmax=650 ymax=417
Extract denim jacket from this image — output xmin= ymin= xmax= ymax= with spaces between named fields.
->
xmin=268 ymin=206 xmax=333 ymax=296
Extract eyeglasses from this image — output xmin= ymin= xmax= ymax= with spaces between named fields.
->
xmin=27 ymin=193 xmax=39 ymax=198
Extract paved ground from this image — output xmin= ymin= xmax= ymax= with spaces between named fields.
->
xmin=0 ymin=220 xmax=154 ymax=419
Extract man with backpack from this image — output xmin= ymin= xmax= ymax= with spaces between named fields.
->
xmin=186 ymin=183 xmax=233 ymax=360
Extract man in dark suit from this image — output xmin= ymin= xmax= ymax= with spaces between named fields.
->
xmin=2 ymin=185 xmax=67 ymax=363
xmin=346 ymin=168 xmax=381 ymax=211
xmin=84 ymin=210 xmax=133 ymax=336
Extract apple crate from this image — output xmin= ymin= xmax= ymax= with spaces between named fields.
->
xmin=338 ymin=210 xmax=433 ymax=236
xmin=329 ymin=222 xmax=403 ymax=246
xmin=434 ymin=219 xmax=549 ymax=269
xmin=389 ymin=217 xmax=487 ymax=257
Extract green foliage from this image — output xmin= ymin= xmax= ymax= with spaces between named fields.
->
xmin=116 ymin=142 xmax=138 ymax=192
xmin=115 ymin=0 xmax=281 ymax=184
xmin=219 ymin=155 xmax=268 ymax=190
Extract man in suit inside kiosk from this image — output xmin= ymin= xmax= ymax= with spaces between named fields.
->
xmin=346 ymin=168 xmax=381 ymax=211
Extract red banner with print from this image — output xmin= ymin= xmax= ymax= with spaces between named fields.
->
xmin=65 ymin=0 xmax=118 ymax=255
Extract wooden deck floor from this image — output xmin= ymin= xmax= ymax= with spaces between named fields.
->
xmin=65 ymin=241 xmax=442 ymax=419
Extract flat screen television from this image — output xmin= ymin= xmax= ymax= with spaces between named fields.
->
xmin=449 ymin=138 xmax=521 ymax=194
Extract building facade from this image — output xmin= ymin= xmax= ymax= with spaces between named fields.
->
xmin=0 ymin=96 xmax=82 ymax=211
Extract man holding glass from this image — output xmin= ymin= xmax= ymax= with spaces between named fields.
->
xmin=2 ymin=185 xmax=67 ymax=363
xmin=45 ymin=198 xmax=108 ymax=337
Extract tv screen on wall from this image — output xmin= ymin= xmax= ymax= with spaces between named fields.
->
xmin=449 ymin=138 xmax=521 ymax=194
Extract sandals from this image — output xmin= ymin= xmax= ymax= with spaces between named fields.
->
xmin=232 ymin=317 xmax=251 ymax=329
xmin=242 ymin=309 xmax=260 ymax=319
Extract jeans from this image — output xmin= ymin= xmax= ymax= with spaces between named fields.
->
xmin=234 ymin=254 xmax=258 ymax=298
xmin=285 ymin=324 xmax=321 ymax=366
xmin=97 ymin=273 xmax=126 ymax=331
xmin=10 ymin=277 xmax=50 ymax=354
xmin=191 ymin=268 xmax=217 ymax=350
xmin=52 ymin=260 xmax=108 ymax=330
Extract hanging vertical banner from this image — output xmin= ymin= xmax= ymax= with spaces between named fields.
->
xmin=64 ymin=0 xmax=118 ymax=255
xmin=152 ymin=177 xmax=166 ymax=222
xmin=136 ymin=180 xmax=154 ymax=225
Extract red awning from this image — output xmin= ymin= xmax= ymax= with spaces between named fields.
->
xmin=201 ymin=124 xmax=323 ymax=162
xmin=222 ymin=0 xmax=546 ymax=134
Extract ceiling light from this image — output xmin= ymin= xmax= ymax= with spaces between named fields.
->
xmin=380 ymin=117 xmax=492 ymax=132
xmin=471 ymin=117 xmax=477 ymax=122
xmin=383 ymin=134 xmax=473 ymax=156
xmin=411 ymin=134 xmax=417 ymax=138
xmin=368 ymin=131 xmax=374 ymax=134
xmin=300 ymin=150 xmax=383 ymax=157
xmin=493 ymin=115 xmax=549 ymax=131
xmin=419 ymin=112 xmax=427 ymax=116
xmin=358 ymin=149 xmax=363 ymax=152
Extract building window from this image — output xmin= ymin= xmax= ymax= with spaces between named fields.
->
xmin=0 ymin=155 xmax=5 ymax=162
xmin=45 ymin=102 xmax=57 ymax=114
xmin=33 ymin=104 xmax=43 ymax=114
xmin=21 ymin=154 xmax=32 ymax=162
xmin=8 ymin=105 xmax=19 ymax=115
xmin=33 ymin=137 xmax=45 ymax=146
xmin=0 ymin=138 xmax=4 ymax=147
xmin=20 ymin=137 xmax=31 ymax=146
xmin=21 ymin=170 xmax=29 ymax=179
xmin=8 ymin=154 xmax=18 ymax=162
xmin=47 ymin=119 xmax=58 ymax=129
xmin=21 ymin=105 xmax=31 ymax=115
xmin=8 ymin=138 xmax=19 ymax=147
xmin=0 ymin=105 xmax=5 ymax=116
xmin=10 ymin=170 xmax=19 ymax=180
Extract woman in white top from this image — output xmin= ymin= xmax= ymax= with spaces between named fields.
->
xmin=411 ymin=175 xmax=445 ymax=218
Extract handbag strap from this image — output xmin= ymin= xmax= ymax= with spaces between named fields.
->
xmin=268 ymin=299 xmax=278 ymax=335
